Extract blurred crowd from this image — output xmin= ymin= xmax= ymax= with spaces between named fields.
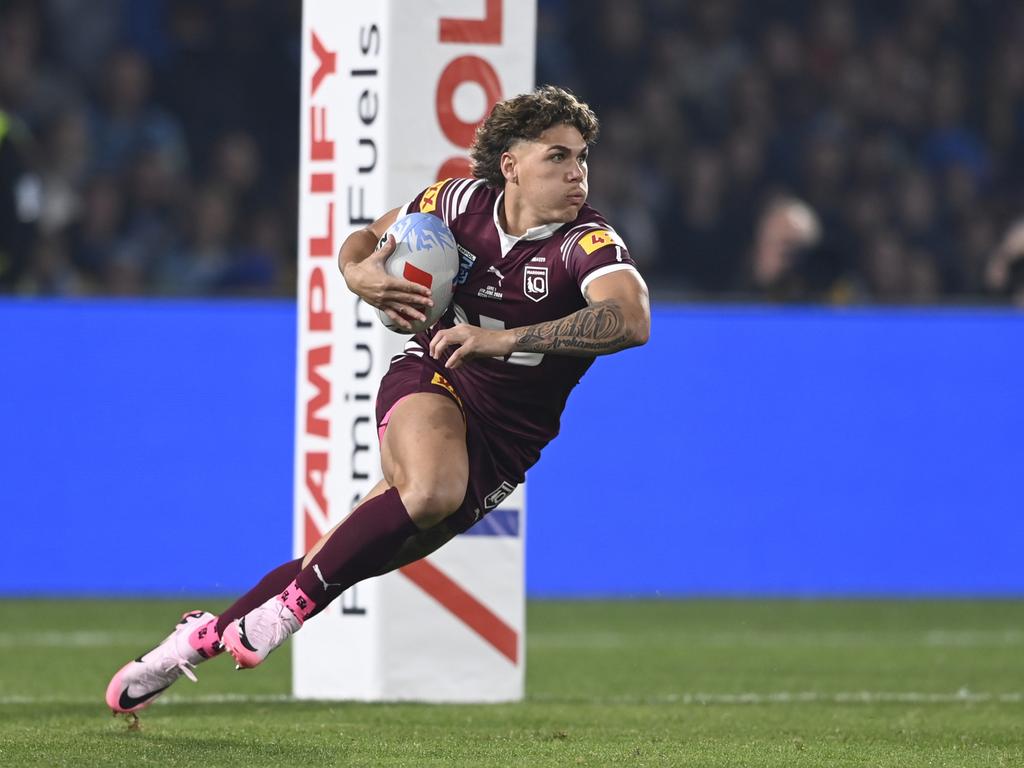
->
xmin=2 ymin=0 xmax=1023 ymax=305
xmin=0 ymin=0 xmax=300 ymax=297
xmin=543 ymin=0 xmax=1024 ymax=304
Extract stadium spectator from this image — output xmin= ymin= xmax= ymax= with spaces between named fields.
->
xmin=36 ymin=106 xmax=90 ymax=236
xmin=0 ymin=109 xmax=40 ymax=290
xmin=67 ymin=173 xmax=125 ymax=288
xmin=45 ymin=0 xmax=125 ymax=84
xmin=986 ymin=217 xmax=1024 ymax=306
xmin=111 ymin=144 xmax=185 ymax=289
xmin=20 ymin=232 xmax=87 ymax=296
xmin=157 ymin=183 xmax=235 ymax=295
xmin=749 ymin=196 xmax=823 ymax=300
xmin=87 ymin=47 xmax=188 ymax=177
xmin=0 ymin=1 xmax=76 ymax=131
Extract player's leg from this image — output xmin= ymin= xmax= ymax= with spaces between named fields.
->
xmin=301 ymin=478 xmax=390 ymax=566
xmin=222 ymin=392 xmax=468 ymax=668
xmin=211 ymin=478 xmax=390 ymax=638
xmin=105 ymin=481 xmax=393 ymax=715
xmin=378 ymin=391 xmax=470 ymax=528
xmin=288 ymin=391 xmax=467 ymax=611
xmin=299 ymin=441 xmax=462 ymax=571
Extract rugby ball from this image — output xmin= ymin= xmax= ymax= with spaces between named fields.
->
xmin=376 ymin=212 xmax=459 ymax=334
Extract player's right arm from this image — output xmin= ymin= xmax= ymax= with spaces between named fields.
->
xmin=337 ymin=207 xmax=434 ymax=331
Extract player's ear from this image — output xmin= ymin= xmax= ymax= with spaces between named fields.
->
xmin=500 ymin=152 xmax=518 ymax=185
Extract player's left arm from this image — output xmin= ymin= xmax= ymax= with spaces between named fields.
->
xmin=430 ymin=269 xmax=649 ymax=369
xmin=513 ymin=269 xmax=649 ymax=356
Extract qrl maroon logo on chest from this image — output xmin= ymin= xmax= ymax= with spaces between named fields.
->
xmin=524 ymin=266 xmax=549 ymax=302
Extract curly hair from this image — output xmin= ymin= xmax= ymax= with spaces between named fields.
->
xmin=470 ymin=85 xmax=600 ymax=189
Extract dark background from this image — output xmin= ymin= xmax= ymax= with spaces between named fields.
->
xmin=2 ymin=0 xmax=1023 ymax=305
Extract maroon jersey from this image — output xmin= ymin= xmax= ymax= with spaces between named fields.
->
xmin=399 ymin=177 xmax=642 ymax=459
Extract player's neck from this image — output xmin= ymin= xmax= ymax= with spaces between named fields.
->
xmin=499 ymin=188 xmax=541 ymax=237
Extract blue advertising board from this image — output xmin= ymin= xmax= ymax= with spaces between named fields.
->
xmin=1 ymin=300 xmax=1021 ymax=596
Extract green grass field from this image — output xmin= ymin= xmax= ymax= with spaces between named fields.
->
xmin=0 ymin=599 xmax=1021 ymax=767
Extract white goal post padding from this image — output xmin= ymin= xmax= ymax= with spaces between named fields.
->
xmin=294 ymin=0 xmax=536 ymax=702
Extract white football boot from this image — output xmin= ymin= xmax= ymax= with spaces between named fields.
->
xmin=105 ymin=610 xmax=220 ymax=714
xmin=221 ymin=594 xmax=303 ymax=669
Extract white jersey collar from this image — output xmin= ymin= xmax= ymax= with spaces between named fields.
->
xmin=492 ymin=190 xmax=563 ymax=258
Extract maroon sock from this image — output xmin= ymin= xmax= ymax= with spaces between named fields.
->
xmin=214 ymin=557 xmax=303 ymax=636
xmin=288 ymin=487 xmax=418 ymax=620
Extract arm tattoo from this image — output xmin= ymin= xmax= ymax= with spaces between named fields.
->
xmin=514 ymin=300 xmax=634 ymax=356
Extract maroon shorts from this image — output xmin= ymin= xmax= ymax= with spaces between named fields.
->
xmin=375 ymin=352 xmax=534 ymax=534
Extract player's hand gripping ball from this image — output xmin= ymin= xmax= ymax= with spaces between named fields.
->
xmin=376 ymin=213 xmax=459 ymax=334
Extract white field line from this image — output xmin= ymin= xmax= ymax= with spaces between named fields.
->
xmin=0 ymin=693 xmax=293 ymax=706
xmin=530 ymin=690 xmax=1024 ymax=706
xmin=527 ymin=629 xmax=1024 ymax=650
xmin=1 ymin=691 xmax=1022 ymax=707
xmin=3 ymin=628 xmax=1023 ymax=650
xmin=0 ymin=631 xmax=157 ymax=648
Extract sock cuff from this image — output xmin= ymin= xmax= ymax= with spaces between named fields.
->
xmin=187 ymin=616 xmax=224 ymax=659
xmin=279 ymin=581 xmax=316 ymax=624
xmin=380 ymin=486 xmax=419 ymax=533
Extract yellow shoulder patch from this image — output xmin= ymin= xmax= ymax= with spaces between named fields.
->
xmin=419 ymin=178 xmax=450 ymax=213
xmin=578 ymin=228 xmax=622 ymax=255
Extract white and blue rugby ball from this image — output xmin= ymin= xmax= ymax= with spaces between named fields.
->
xmin=377 ymin=212 xmax=459 ymax=334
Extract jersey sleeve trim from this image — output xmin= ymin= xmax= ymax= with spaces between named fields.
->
xmin=421 ymin=177 xmax=485 ymax=226
xmin=579 ymin=263 xmax=646 ymax=297
xmin=445 ymin=178 xmax=485 ymax=223
xmin=402 ymin=178 xmax=485 ymax=226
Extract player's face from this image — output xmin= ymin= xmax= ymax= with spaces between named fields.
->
xmin=505 ymin=123 xmax=589 ymax=225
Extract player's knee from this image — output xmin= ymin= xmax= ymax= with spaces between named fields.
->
xmin=398 ymin=479 xmax=466 ymax=529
